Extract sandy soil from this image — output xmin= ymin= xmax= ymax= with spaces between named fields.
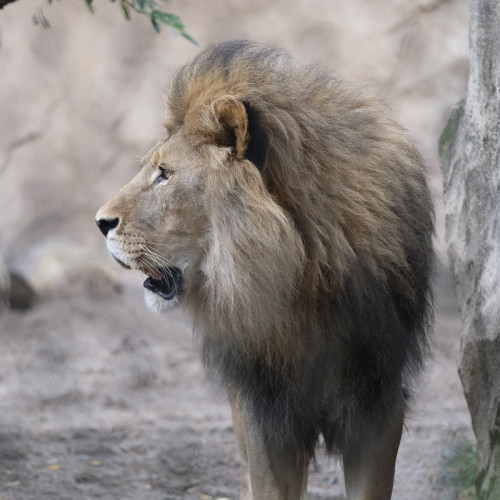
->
xmin=0 ymin=1 xmax=472 ymax=498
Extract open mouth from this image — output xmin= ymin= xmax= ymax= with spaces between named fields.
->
xmin=143 ymin=267 xmax=182 ymax=301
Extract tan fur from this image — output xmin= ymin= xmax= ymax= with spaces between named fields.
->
xmin=96 ymin=41 xmax=434 ymax=499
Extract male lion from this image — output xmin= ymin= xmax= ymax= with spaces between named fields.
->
xmin=96 ymin=41 xmax=434 ymax=500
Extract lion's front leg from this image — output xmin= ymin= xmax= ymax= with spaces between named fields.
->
xmin=228 ymin=391 xmax=309 ymax=500
xmin=229 ymin=391 xmax=252 ymax=500
xmin=342 ymin=398 xmax=404 ymax=500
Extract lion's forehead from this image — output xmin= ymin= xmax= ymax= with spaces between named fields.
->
xmin=154 ymin=131 xmax=198 ymax=163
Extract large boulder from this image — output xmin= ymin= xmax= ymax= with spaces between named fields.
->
xmin=440 ymin=1 xmax=500 ymax=498
xmin=10 ymin=237 xmax=122 ymax=303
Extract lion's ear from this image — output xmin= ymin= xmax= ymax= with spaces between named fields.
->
xmin=213 ymin=98 xmax=269 ymax=172
xmin=213 ymin=99 xmax=249 ymax=160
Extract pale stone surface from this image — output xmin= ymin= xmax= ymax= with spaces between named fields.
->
xmin=0 ymin=255 xmax=10 ymax=312
xmin=440 ymin=0 xmax=500 ymax=498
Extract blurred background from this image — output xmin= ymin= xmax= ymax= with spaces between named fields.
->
xmin=0 ymin=1 xmax=471 ymax=499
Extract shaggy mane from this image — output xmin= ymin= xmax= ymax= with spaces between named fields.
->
xmin=164 ymin=41 xmax=434 ymax=455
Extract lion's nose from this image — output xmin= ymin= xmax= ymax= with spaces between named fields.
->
xmin=96 ymin=217 xmax=120 ymax=237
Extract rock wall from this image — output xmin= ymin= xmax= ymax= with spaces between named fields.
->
xmin=440 ymin=0 xmax=500 ymax=497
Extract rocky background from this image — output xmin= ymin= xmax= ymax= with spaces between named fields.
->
xmin=0 ymin=1 xmax=471 ymax=499
xmin=440 ymin=0 xmax=500 ymax=498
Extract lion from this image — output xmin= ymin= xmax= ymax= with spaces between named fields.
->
xmin=96 ymin=41 xmax=434 ymax=500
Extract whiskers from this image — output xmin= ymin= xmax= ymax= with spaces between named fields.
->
xmin=139 ymin=243 xmax=177 ymax=280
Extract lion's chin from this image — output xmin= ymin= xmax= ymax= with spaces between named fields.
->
xmin=144 ymin=288 xmax=180 ymax=313
xmin=141 ymin=266 xmax=182 ymax=313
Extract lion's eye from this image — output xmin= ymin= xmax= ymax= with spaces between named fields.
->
xmin=153 ymin=167 xmax=171 ymax=185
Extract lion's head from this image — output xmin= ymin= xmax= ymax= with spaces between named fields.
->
xmin=96 ymin=130 xmax=210 ymax=312
xmin=96 ymin=47 xmax=306 ymax=342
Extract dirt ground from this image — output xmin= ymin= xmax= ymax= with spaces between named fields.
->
xmin=0 ymin=263 xmax=471 ymax=500
xmin=0 ymin=1 xmax=472 ymax=499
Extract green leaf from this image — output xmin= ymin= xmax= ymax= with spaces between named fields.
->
xmin=85 ymin=0 xmax=95 ymax=14
xmin=162 ymin=13 xmax=184 ymax=30
xmin=150 ymin=16 xmax=161 ymax=33
xmin=181 ymin=31 xmax=198 ymax=45
xmin=147 ymin=10 xmax=197 ymax=43
xmin=121 ymin=2 xmax=131 ymax=20
xmin=150 ymin=10 xmax=161 ymax=21
xmin=136 ymin=0 xmax=145 ymax=11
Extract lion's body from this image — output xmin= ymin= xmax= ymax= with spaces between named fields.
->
xmin=96 ymin=41 xmax=434 ymax=499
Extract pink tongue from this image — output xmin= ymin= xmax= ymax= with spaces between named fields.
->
xmin=150 ymin=272 xmax=162 ymax=281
